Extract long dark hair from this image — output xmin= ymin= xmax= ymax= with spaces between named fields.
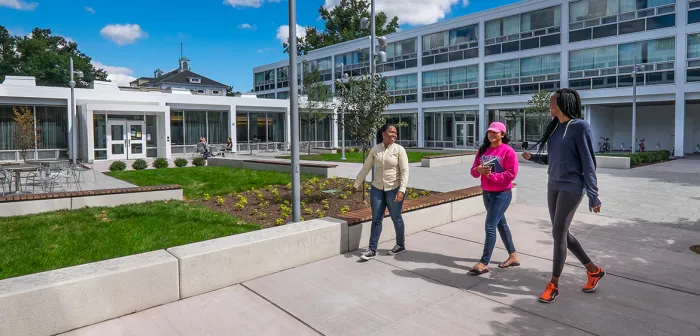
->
xmin=530 ymin=88 xmax=582 ymax=155
xmin=478 ymin=132 xmax=511 ymax=156
xmin=376 ymin=122 xmax=396 ymax=144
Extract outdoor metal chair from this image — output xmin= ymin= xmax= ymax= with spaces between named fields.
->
xmin=0 ymin=170 xmax=12 ymax=195
xmin=24 ymin=167 xmax=58 ymax=193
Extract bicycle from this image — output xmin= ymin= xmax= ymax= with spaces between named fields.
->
xmin=599 ymin=137 xmax=611 ymax=153
xmin=637 ymin=138 xmax=645 ymax=152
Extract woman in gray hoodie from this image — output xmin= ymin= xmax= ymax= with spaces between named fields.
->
xmin=522 ymin=88 xmax=605 ymax=304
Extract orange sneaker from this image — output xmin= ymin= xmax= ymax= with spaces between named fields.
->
xmin=538 ymin=282 xmax=559 ymax=303
xmin=583 ymin=267 xmax=606 ymax=293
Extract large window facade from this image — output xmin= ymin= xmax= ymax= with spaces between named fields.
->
xmin=691 ymin=0 xmax=700 ymax=24
xmin=304 ymin=57 xmax=333 ymax=82
xmin=335 ymin=49 xmax=370 ymax=78
xmin=384 ymin=113 xmax=418 ymax=147
xmin=277 ymin=66 xmax=289 ymax=89
xmin=386 ymin=74 xmax=418 ymax=104
xmin=424 ymin=111 xmax=480 ymax=148
xmin=422 ymin=24 xmax=479 ymax=66
xmin=688 ymin=33 xmax=700 ymax=82
xmin=0 ymin=104 xmax=68 ymax=161
xmin=300 ymin=114 xmax=332 ymax=145
xmin=422 ymin=65 xmax=479 ymax=101
xmin=569 ymin=0 xmax=676 ymax=43
xmin=170 ymin=110 xmax=229 ymax=154
xmin=377 ymin=38 xmax=418 ymax=72
xmin=254 ymin=70 xmax=275 ymax=92
xmin=569 ymin=36 xmax=675 ymax=90
xmin=485 ymin=54 xmax=561 ymax=97
xmin=237 ymin=112 xmax=286 ymax=148
xmin=485 ymin=6 xmax=561 ymax=56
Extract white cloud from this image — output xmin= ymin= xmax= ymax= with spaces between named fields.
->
xmin=223 ymin=0 xmax=281 ymax=8
xmin=91 ymin=61 xmax=137 ymax=87
xmin=238 ymin=23 xmax=256 ymax=30
xmin=85 ymin=6 xmax=95 ymax=14
xmin=276 ymin=24 xmax=307 ymax=44
xmin=323 ymin=0 xmax=470 ymax=26
xmin=0 ymin=0 xmax=38 ymax=10
xmin=100 ymin=24 xmax=147 ymax=46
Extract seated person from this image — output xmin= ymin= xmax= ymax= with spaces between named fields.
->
xmin=196 ymin=137 xmax=210 ymax=158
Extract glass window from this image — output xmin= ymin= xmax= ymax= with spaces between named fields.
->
xmin=690 ymin=9 xmax=700 ymax=24
xmin=207 ymin=111 xmax=228 ymax=144
xmin=569 ymin=45 xmax=617 ymax=71
xmin=36 ymin=106 xmax=68 ymax=150
xmin=520 ymin=54 xmax=561 ymax=77
xmin=486 ymin=15 xmax=520 ymax=39
xmin=618 ymin=37 xmax=675 ymax=65
xmin=689 ymin=33 xmax=700 ymax=59
xmin=277 ymin=66 xmax=289 ymax=80
xmin=422 ymin=31 xmax=447 ymax=51
xmin=422 ymin=69 xmax=449 ymax=87
xmin=185 ymin=110 xmax=207 ymax=145
xmin=170 ymin=111 xmax=184 ymax=145
xmin=387 ymin=38 xmax=416 ymax=58
xmin=486 ymin=59 xmax=520 ymax=80
xmin=449 ymin=25 xmax=478 ymax=46
xmin=146 ymin=115 xmax=157 ymax=148
xmin=389 ymin=74 xmax=417 ymax=90
xmin=522 ymin=6 xmax=561 ymax=32
xmin=94 ymin=114 xmax=107 ymax=150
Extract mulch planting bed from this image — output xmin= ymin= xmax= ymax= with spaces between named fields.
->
xmin=195 ymin=177 xmax=434 ymax=228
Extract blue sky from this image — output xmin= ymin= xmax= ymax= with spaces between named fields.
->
xmin=1 ymin=0 xmax=520 ymax=92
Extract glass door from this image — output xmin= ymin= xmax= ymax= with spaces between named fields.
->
xmin=455 ymin=122 xmax=476 ymax=148
xmin=107 ymin=121 xmax=127 ymax=160
xmin=126 ymin=121 xmax=147 ymax=159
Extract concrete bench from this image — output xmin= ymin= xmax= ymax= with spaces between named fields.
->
xmin=595 ymin=155 xmax=631 ymax=169
xmin=311 ymin=147 xmax=338 ymax=154
xmin=207 ymin=157 xmax=339 ymax=177
xmin=421 ymin=152 xmax=476 ymax=167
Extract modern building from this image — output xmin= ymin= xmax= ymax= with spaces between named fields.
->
xmin=0 ymin=76 xmax=290 ymax=162
xmin=254 ymin=0 xmax=700 ymax=156
xmin=129 ymin=56 xmax=229 ymax=96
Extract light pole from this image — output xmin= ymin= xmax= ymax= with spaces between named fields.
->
xmin=631 ymin=57 xmax=644 ymax=154
xmin=288 ymin=0 xmax=301 ymax=222
xmin=68 ymin=57 xmax=84 ymax=165
xmin=336 ymin=64 xmax=349 ymax=160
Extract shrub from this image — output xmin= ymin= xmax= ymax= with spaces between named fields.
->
xmin=109 ymin=160 xmax=127 ymax=172
xmin=132 ymin=159 xmax=148 ymax=170
xmin=192 ymin=157 xmax=206 ymax=166
xmin=153 ymin=158 xmax=169 ymax=169
xmin=174 ymin=158 xmax=188 ymax=167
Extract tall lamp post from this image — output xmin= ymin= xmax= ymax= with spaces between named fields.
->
xmin=631 ymin=58 xmax=644 ymax=154
xmin=336 ymin=64 xmax=349 ymax=160
xmin=68 ymin=57 xmax=84 ymax=165
xmin=288 ymin=0 xmax=301 ymax=222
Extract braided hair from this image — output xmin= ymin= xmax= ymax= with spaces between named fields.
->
xmin=530 ymin=88 xmax=582 ymax=155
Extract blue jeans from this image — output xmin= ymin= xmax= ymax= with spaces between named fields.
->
xmin=368 ymin=186 xmax=405 ymax=252
xmin=480 ymin=190 xmax=516 ymax=265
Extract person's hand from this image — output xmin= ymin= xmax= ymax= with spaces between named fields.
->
xmin=590 ymin=204 xmax=602 ymax=213
xmin=522 ymin=151 xmax=531 ymax=160
xmin=475 ymin=165 xmax=491 ymax=176
xmin=395 ymin=191 xmax=404 ymax=202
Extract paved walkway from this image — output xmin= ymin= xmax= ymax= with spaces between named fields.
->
xmin=63 ymin=203 xmax=700 ymax=336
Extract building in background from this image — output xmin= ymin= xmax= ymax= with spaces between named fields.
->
xmin=129 ymin=55 xmax=229 ymax=96
xmin=0 ymin=76 xmax=289 ymax=162
xmin=254 ymin=0 xmax=700 ymax=157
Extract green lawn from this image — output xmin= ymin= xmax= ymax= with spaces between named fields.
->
xmin=0 ymin=201 xmax=259 ymax=280
xmin=278 ymin=151 xmax=447 ymax=163
xmin=107 ymin=166 xmax=304 ymax=199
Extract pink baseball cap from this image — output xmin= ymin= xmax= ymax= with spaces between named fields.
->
xmin=487 ymin=122 xmax=507 ymax=134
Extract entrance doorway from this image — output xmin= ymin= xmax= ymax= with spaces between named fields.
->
xmin=108 ymin=120 xmax=147 ymax=160
xmin=455 ymin=122 xmax=477 ymax=148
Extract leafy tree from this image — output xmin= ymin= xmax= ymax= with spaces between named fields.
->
xmin=0 ymin=26 xmax=108 ymax=87
xmin=226 ymin=85 xmax=241 ymax=97
xmin=336 ymin=73 xmax=392 ymax=162
xmin=525 ymin=90 xmax=553 ymax=147
xmin=283 ymin=0 xmax=400 ymax=55
xmin=300 ymin=65 xmax=333 ymax=154
xmin=12 ymin=106 xmax=40 ymax=162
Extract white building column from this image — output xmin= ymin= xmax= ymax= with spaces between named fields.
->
xmin=675 ymin=92 xmax=685 ymax=157
xmin=417 ymin=107 xmax=425 ymax=147
xmin=560 ymin=0 xmax=569 ymax=88
xmin=285 ymin=106 xmax=292 ymax=144
xmin=229 ymin=105 xmax=237 ymax=153
xmin=478 ymin=103 xmax=487 ymax=138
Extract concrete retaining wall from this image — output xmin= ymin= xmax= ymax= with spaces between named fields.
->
xmin=72 ymin=189 xmax=183 ymax=209
xmin=0 ymin=198 xmax=72 ymax=217
xmin=312 ymin=148 xmax=338 ymax=154
xmin=596 ymin=155 xmax=631 ymax=169
xmin=421 ymin=154 xmax=476 ymax=168
xmin=208 ymin=157 xmax=338 ymax=177
xmin=168 ymin=217 xmax=348 ymax=298
xmin=0 ymin=251 xmax=179 ymax=336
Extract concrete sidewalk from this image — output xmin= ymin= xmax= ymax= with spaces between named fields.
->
xmin=63 ymin=204 xmax=700 ymax=336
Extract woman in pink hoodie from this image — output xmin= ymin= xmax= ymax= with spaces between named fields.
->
xmin=469 ymin=122 xmax=520 ymax=275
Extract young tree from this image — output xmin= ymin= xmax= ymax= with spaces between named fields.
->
xmin=300 ymin=66 xmax=332 ymax=155
xmin=525 ymin=90 xmax=553 ymax=148
xmin=283 ymin=0 xmax=400 ymax=55
xmin=1 ymin=26 xmax=108 ymax=87
xmin=336 ymin=73 xmax=392 ymax=162
xmin=12 ymin=106 xmax=40 ymax=162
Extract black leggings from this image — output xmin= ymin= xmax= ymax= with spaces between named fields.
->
xmin=548 ymin=188 xmax=592 ymax=278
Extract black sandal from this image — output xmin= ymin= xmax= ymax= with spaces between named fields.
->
xmin=468 ymin=267 xmax=490 ymax=275
xmin=498 ymin=261 xmax=521 ymax=269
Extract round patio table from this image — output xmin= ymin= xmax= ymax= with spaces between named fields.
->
xmin=2 ymin=165 xmax=42 ymax=194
